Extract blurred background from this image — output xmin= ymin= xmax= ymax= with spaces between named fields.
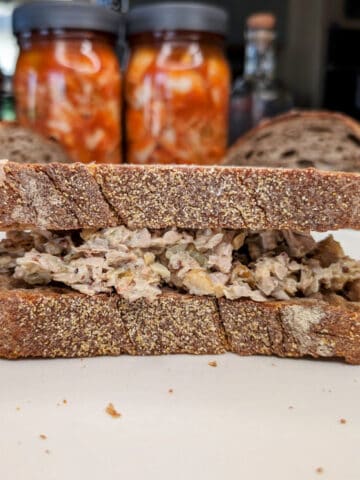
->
xmin=1 ymin=0 xmax=360 ymax=118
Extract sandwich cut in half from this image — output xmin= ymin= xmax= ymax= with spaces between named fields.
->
xmin=225 ymin=110 xmax=360 ymax=172
xmin=0 ymin=122 xmax=71 ymax=165
xmin=0 ymin=161 xmax=360 ymax=363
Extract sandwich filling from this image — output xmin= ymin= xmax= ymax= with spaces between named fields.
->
xmin=0 ymin=227 xmax=359 ymax=302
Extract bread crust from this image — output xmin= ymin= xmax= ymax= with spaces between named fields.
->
xmin=219 ymin=297 xmax=360 ymax=364
xmin=0 ymin=162 xmax=359 ymax=232
xmin=0 ymin=279 xmax=227 ymax=359
xmin=0 ymin=121 xmax=71 ymax=164
xmin=0 ymin=276 xmax=359 ymax=363
xmin=225 ymin=109 xmax=360 ymax=164
xmin=222 ymin=110 xmax=360 ymax=171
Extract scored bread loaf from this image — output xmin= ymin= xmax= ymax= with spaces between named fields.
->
xmin=225 ymin=110 xmax=360 ymax=172
xmin=0 ymin=275 xmax=359 ymax=363
xmin=0 ymin=122 xmax=71 ymax=164
xmin=0 ymin=162 xmax=359 ymax=232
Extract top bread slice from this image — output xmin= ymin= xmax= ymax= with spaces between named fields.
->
xmin=0 ymin=122 xmax=71 ymax=164
xmin=225 ymin=110 xmax=360 ymax=172
xmin=0 ymin=162 xmax=359 ymax=232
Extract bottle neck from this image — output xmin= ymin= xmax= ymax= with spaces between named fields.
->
xmin=244 ymin=28 xmax=276 ymax=82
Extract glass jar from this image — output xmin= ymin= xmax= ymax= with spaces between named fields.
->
xmin=125 ymin=3 xmax=230 ymax=165
xmin=13 ymin=2 xmax=123 ymax=164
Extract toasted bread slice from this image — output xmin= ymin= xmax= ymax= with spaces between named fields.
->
xmin=0 ymin=275 xmax=359 ymax=363
xmin=0 ymin=162 xmax=359 ymax=232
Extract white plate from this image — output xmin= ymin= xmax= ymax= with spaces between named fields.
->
xmin=0 ymin=231 xmax=359 ymax=480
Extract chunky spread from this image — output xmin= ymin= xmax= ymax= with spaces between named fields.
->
xmin=1 ymin=227 xmax=359 ymax=303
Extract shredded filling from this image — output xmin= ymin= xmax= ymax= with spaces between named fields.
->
xmin=0 ymin=228 xmax=359 ymax=302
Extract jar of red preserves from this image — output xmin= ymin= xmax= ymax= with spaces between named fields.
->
xmin=13 ymin=2 xmax=123 ymax=164
xmin=125 ymin=2 xmax=230 ymax=165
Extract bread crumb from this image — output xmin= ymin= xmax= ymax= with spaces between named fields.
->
xmin=208 ymin=361 xmax=217 ymax=367
xmin=168 ymin=389 xmax=174 ymax=394
xmin=63 ymin=399 xmax=67 ymax=405
xmin=45 ymin=449 xmax=51 ymax=455
xmin=15 ymin=406 xmax=20 ymax=411
xmin=339 ymin=418 xmax=347 ymax=424
xmin=39 ymin=434 xmax=47 ymax=440
xmin=105 ymin=403 xmax=121 ymax=419
xmin=288 ymin=406 xmax=294 ymax=410
xmin=316 ymin=467 xmax=324 ymax=474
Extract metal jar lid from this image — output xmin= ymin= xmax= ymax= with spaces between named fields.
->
xmin=127 ymin=2 xmax=228 ymax=37
xmin=13 ymin=1 xmax=123 ymax=36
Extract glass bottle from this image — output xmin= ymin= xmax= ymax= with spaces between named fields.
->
xmin=0 ymin=74 xmax=16 ymax=122
xmin=229 ymin=13 xmax=293 ymax=144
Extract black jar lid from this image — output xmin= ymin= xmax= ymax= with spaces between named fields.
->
xmin=127 ymin=2 xmax=228 ymax=37
xmin=13 ymin=1 xmax=123 ymax=36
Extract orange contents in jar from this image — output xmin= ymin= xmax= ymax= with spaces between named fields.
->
xmin=14 ymin=32 xmax=122 ymax=164
xmin=125 ymin=33 xmax=230 ymax=165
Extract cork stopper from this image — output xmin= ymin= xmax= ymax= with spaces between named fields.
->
xmin=246 ymin=13 xmax=276 ymax=30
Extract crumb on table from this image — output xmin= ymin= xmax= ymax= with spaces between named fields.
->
xmin=340 ymin=418 xmax=347 ymax=424
xmin=45 ymin=449 xmax=51 ymax=455
xmin=288 ymin=405 xmax=294 ymax=410
xmin=168 ymin=389 xmax=174 ymax=394
xmin=316 ymin=467 xmax=324 ymax=474
xmin=208 ymin=361 xmax=217 ymax=368
xmin=105 ymin=403 xmax=122 ymax=419
xmin=39 ymin=434 xmax=47 ymax=440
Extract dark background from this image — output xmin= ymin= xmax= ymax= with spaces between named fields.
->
xmin=1 ymin=0 xmax=360 ymax=119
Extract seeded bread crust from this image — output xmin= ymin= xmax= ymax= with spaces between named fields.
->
xmin=0 ymin=279 xmax=226 ymax=359
xmin=0 ymin=276 xmax=359 ymax=363
xmin=219 ymin=297 xmax=360 ymax=364
xmin=225 ymin=110 xmax=360 ymax=171
xmin=0 ymin=162 xmax=359 ymax=232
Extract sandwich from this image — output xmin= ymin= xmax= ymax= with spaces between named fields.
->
xmin=0 ymin=161 xmax=359 ymax=363
xmin=225 ymin=110 xmax=360 ymax=172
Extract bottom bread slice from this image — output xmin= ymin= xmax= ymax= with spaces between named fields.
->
xmin=0 ymin=276 xmax=359 ymax=363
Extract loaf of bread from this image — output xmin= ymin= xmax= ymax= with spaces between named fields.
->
xmin=0 ymin=122 xmax=70 ymax=164
xmin=225 ymin=110 xmax=360 ymax=172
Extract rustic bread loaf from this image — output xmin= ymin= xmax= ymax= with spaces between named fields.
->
xmin=0 ymin=122 xmax=71 ymax=164
xmin=0 ymin=275 xmax=359 ymax=363
xmin=225 ymin=110 xmax=360 ymax=172
xmin=0 ymin=162 xmax=359 ymax=232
